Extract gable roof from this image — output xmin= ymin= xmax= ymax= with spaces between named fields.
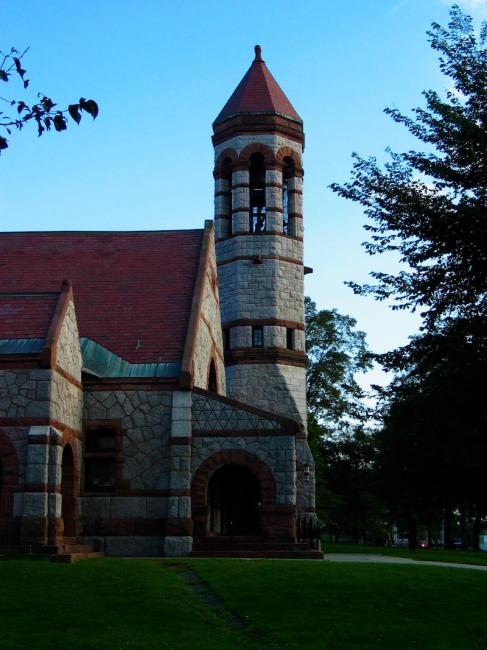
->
xmin=0 ymin=293 xmax=58 ymax=339
xmin=214 ymin=45 xmax=302 ymax=125
xmin=0 ymin=230 xmax=203 ymax=365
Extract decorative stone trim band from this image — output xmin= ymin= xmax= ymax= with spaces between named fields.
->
xmin=192 ymin=429 xmax=291 ymax=437
xmin=0 ymin=418 xmax=82 ymax=440
xmin=217 ymin=254 xmax=304 ymax=268
xmin=224 ymin=349 xmax=307 ymax=368
xmin=80 ymin=489 xmax=191 ymax=498
xmin=55 ymin=365 xmax=82 ymax=389
xmin=83 ymin=378 xmax=181 ymax=391
xmin=216 ymin=232 xmax=303 ymax=242
xmin=222 ymin=318 xmax=305 ymax=330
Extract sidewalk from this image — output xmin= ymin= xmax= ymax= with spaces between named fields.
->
xmin=325 ymin=553 xmax=487 ymax=571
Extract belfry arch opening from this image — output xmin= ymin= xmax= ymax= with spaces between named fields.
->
xmin=208 ymin=465 xmax=261 ymax=536
xmin=249 ymin=152 xmax=266 ymax=233
xmin=282 ymin=156 xmax=294 ymax=235
xmin=222 ymin=157 xmax=233 ymax=235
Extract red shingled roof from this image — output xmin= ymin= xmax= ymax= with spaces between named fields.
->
xmin=0 ymin=294 xmax=58 ymax=339
xmin=0 ymin=230 xmax=203 ymax=364
xmin=214 ymin=45 xmax=301 ymax=125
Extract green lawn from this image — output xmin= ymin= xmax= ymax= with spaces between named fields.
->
xmin=1 ymin=557 xmax=487 ymax=649
xmin=323 ymin=541 xmax=487 ymax=566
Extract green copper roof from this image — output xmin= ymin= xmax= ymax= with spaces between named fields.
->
xmin=80 ymin=338 xmax=180 ymax=378
xmin=0 ymin=338 xmax=44 ymax=354
xmin=0 ymin=337 xmax=180 ymax=379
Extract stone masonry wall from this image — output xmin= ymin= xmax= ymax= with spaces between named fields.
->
xmin=83 ymin=390 xmax=173 ymax=490
xmin=192 ymin=234 xmax=226 ymax=395
xmin=191 ymin=435 xmax=296 ymax=505
xmin=225 ymin=364 xmax=307 ymax=427
xmin=55 ymin=300 xmax=82 ymax=382
xmin=218 ymin=258 xmax=304 ymax=324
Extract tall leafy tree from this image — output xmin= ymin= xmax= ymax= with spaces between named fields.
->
xmin=305 ymin=296 xmax=371 ymax=431
xmin=331 ymin=5 xmax=487 ymax=547
xmin=330 ymin=5 xmax=487 ymax=346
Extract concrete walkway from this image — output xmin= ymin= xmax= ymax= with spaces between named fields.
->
xmin=325 ymin=553 xmax=487 ymax=572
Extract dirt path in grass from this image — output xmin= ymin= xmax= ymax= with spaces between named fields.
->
xmin=325 ymin=553 xmax=487 ymax=571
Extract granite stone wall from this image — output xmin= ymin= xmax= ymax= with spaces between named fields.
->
xmin=192 ymin=233 xmax=226 ymax=395
xmin=83 ymin=390 xmax=173 ymax=490
xmin=225 ymin=364 xmax=307 ymax=427
xmin=55 ymin=300 xmax=83 ymax=381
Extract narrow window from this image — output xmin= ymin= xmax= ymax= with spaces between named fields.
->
xmin=223 ymin=328 xmax=230 ymax=352
xmin=222 ymin=157 xmax=233 ymax=235
xmin=252 ymin=326 xmax=264 ymax=348
xmin=208 ymin=359 xmax=218 ymax=392
xmin=84 ymin=427 xmax=117 ymax=492
xmin=286 ymin=328 xmax=294 ymax=350
xmin=249 ymin=153 xmax=266 ymax=233
xmin=282 ymin=157 xmax=294 ymax=235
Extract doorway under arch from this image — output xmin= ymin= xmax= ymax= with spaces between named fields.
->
xmin=61 ymin=445 xmax=77 ymax=538
xmin=208 ymin=464 xmax=261 ymax=536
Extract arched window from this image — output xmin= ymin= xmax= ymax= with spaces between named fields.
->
xmin=282 ymin=156 xmax=294 ymax=235
xmin=208 ymin=359 xmax=218 ymax=393
xmin=222 ymin=157 xmax=233 ymax=235
xmin=249 ymin=153 xmax=266 ymax=233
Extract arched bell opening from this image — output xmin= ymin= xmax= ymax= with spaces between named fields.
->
xmin=208 ymin=465 xmax=261 ymax=536
xmin=249 ymin=152 xmax=266 ymax=233
xmin=61 ymin=444 xmax=77 ymax=538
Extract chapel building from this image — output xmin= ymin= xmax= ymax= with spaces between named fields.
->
xmin=0 ymin=46 xmax=320 ymax=559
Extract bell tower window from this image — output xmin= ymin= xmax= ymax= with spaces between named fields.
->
xmin=249 ymin=153 xmax=266 ymax=233
xmin=252 ymin=326 xmax=264 ymax=348
xmin=222 ymin=157 xmax=233 ymax=235
xmin=282 ymin=157 xmax=294 ymax=235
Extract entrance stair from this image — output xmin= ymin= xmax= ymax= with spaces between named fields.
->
xmin=9 ymin=537 xmax=104 ymax=563
xmin=192 ymin=535 xmax=323 ymax=559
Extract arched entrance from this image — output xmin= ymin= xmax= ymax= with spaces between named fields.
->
xmin=191 ymin=449 xmax=277 ymax=539
xmin=209 ymin=465 xmax=260 ymax=536
xmin=61 ymin=445 xmax=77 ymax=538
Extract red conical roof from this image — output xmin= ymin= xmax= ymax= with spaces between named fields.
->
xmin=214 ymin=45 xmax=302 ymax=125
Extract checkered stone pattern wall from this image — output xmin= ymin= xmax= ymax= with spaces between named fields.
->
xmin=191 ymin=392 xmax=282 ymax=432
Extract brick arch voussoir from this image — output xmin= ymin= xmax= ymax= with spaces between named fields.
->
xmin=238 ymin=143 xmax=275 ymax=165
xmin=275 ymin=146 xmax=303 ymax=173
xmin=215 ymin=148 xmax=238 ymax=171
xmin=191 ymin=449 xmax=276 ymax=507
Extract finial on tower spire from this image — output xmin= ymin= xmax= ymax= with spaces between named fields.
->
xmin=254 ymin=44 xmax=263 ymax=61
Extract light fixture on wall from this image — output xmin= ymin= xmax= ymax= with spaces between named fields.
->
xmin=297 ymin=461 xmax=311 ymax=481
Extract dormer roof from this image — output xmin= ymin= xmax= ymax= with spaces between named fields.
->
xmin=214 ymin=45 xmax=302 ymax=126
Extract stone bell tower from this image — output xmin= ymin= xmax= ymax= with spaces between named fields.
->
xmin=213 ymin=46 xmax=314 ymax=508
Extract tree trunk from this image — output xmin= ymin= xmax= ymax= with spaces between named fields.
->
xmin=472 ymin=512 xmax=482 ymax=552
xmin=444 ymin=506 xmax=453 ymax=550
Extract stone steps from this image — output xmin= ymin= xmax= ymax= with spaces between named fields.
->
xmin=51 ymin=551 xmax=105 ymax=563
xmin=192 ymin=549 xmax=323 ymax=559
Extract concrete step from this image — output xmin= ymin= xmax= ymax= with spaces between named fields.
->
xmin=191 ymin=549 xmax=323 ymax=559
xmin=51 ymin=551 xmax=104 ymax=564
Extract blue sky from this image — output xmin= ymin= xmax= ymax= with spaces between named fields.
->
xmin=2 ymin=0 xmax=486 ymax=388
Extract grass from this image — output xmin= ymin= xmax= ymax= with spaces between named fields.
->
xmin=0 ymin=559 xmax=249 ymax=650
xmin=1 ymin=557 xmax=487 ymax=649
xmin=323 ymin=541 xmax=487 ymax=566
xmin=187 ymin=558 xmax=487 ymax=649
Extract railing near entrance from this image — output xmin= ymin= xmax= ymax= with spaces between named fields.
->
xmin=295 ymin=507 xmax=325 ymax=547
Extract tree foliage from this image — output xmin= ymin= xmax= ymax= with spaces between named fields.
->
xmin=0 ymin=47 xmax=98 ymax=153
xmin=330 ymin=5 xmax=487 ymax=547
xmin=330 ymin=5 xmax=487 ymax=342
xmin=305 ymin=296 xmax=372 ymax=430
